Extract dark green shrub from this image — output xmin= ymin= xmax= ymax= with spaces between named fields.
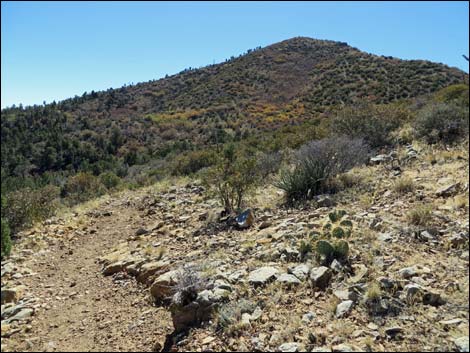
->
xmin=99 ymin=171 xmax=121 ymax=190
xmin=332 ymin=103 xmax=410 ymax=148
xmin=413 ymin=103 xmax=469 ymax=144
xmin=4 ymin=185 xmax=60 ymax=233
xmin=275 ymin=137 xmax=369 ymax=204
xmin=63 ymin=172 xmax=106 ymax=204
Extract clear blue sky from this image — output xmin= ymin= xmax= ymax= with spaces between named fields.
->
xmin=2 ymin=1 xmax=469 ymax=108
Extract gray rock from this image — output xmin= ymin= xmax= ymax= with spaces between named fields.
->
xmin=278 ymin=342 xmax=300 ymax=352
xmin=276 ymin=273 xmax=301 ymax=286
xmin=288 ymin=264 xmax=311 ymax=281
xmin=310 ymin=266 xmax=332 ymax=290
xmin=454 ymin=336 xmax=469 ymax=352
xmin=248 ymin=267 xmax=279 ymax=286
xmin=398 ymin=266 xmax=417 ymax=279
xmin=281 ymin=247 xmax=300 ymax=262
xmin=3 ymin=308 xmax=34 ymax=323
xmin=315 ymin=195 xmax=336 ymax=208
xmin=336 ymin=300 xmax=353 ymax=318
xmin=436 ymin=182 xmax=460 ymax=197
xmin=377 ymin=233 xmax=393 ymax=242
xmin=301 ymin=311 xmax=316 ymax=324
xmin=330 ymin=259 xmax=343 ymax=272
xmin=403 ymin=283 xmax=422 ymax=302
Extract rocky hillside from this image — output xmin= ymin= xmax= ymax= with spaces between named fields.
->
xmin=2 ymin=140 xmax=468 ymax=352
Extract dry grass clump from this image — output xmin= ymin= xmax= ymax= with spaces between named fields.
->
xmin=407 ymin=205 xmax=433 ymax=226
xmin=393 ymin=176 xmax=415 ymax=194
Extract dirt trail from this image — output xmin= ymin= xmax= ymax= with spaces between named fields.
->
xmin=4 ymin=200 xmax=171 ymax=352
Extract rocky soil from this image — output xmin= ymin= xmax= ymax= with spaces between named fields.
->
xmin=1 ymin=142 xmax=469 ymax=352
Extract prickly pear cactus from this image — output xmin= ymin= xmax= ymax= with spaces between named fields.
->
xmin=333 ymin=240 xmax=349 ymax=259
xmin=323 ymin=209 xmax=352 ymax=238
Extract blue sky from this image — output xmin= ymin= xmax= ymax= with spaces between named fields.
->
xmin=1 ymin=1 xmax=469 ymax=108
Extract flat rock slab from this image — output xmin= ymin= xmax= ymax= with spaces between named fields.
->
xmin=248 ymin=267 xmax=279 ymax=286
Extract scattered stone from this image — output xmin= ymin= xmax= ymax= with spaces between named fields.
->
xmin=310 ymin=266 xmax=332 ymax=290
xmin=150 ymin=270 xmax=180 ymax=300
xmin=276 ymin=273 xmax=301 ymax=286
xmin=454 ymin=336 xmax=469 ymax=352
xmin=301 ymin=311 xmax=316 ymax=324
xmin=436 ymin=182 xmax=460 ymax=197
xmin=422 ymin=291 xmax=446 ymax=307
xmin=288 ymin=264 xmax=311 ymax=281
xmin=385 ymin=326 xmax=403 ymax=338
xmin=1 ymin=285 xmax=26 ymax=304
xmin=278 ymin=342 xmax=300 ymax=352
xmin=398 ymin=266 xmax=417 ymax=279
xmin=248 ymin=267 xmax=279 ymax=286
xmin=335 ymin=300 xmax=353 ymax=318
xmin=136 ymin=261 xmax=170 ymax=284
xmin=315 ymin=195 xmax=336 ymax=208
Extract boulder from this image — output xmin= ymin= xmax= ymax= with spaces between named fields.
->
xmin=248 ymin=267 xmax=279 ymax=286
xmin=150 ymin=270 xmax=180 ymax=301
xmin=288 ymin=264 xmax=311 ymax=281
xmin=1 ymin=285 xmax=26 ymax=304
xmin=336 ymin=300 xmax=353 ymax=318
xmin=310 ymin=266 xmax=332 ymax=290
xmin=276 ymin=273 xmax=301 ymax=286
xmin=136 ymin=261 xmax=170 ymax=284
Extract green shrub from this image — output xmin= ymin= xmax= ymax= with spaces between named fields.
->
xmin=171 ymin=149 xmax=217 ymax=176
xmin=99 ymin=171 xmax=121 ymax=190
xmin=413 ymin=103 xmax=469 ymax=144
xmin=275 ymin=137 xmax=369 ymax=204
xmin=434 ymin=84 xmax=469 ymax=107
xmin=4 ymin=185 xmax=60 ymax=233
xmin=332 ymin=103 xmax=410 ymax=148
xmin=63 ymin=172 xmax=106 ymax=204
xmin=202 ymin=144 xmax=259 ymax=213
xmin=1 ymin=196 xmax=12 ymax=258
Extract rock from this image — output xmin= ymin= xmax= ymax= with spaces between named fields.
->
xmin=449 ymin=232 xmax=469 ymax=248
xmin=310 ymin=266 xmax=332 ymax=290
xmin=439 ymin=318 xmax=464 ymax=327
xmin=102 ymin=261 xmax=128 ymax=276
xmin=335 ymin=300 xmax=354 ymax=318
xmin=377 ymin=233 xmax=393 ymax=242
xmin=259 ymin=221 xmax=272 ymax=230
xmin=3 ymin=308 xmax=34 ymax=323
xmin=422 ymin=291 xmax=446 ymax=307
xmin=248 ymin=267 xmax=279 ymax=286
xmin=170 ymin=289 xmax=223 ymax=333
xmin=332 ymin=344 xmax=358 ymax=352
xmin=228 ymin=269 xmax=247 ymax=283
xmin=288 ymin=264 xmax=311 ymax=281
xmin=235 ymin=209 xmax=255 ymax=229
xmin=1 ymin=285 xmax=26 ymax=304
xmin=135 ymin=227 xmax=149 ymax=236
xmin=330 ymin=259 xmax=343 ymax=272
xmin=454 ymin=336 xmax=469 ymax=352
xmin=370 ymin=154 xmax=388 ymax=164
xmin=315 ymin=195 xmax=336 ymax=208
xmin=136 ymin=261 xmax=170 ymax=284
xmin=403 ymin=283 xmax=422 ymax=302
xmin=278 ymin=342 xmax=300 ymax=352
xmin=398 ymin=266 xmax=417 ymax=279
xmin=436 ymin=182 xmax=460 ymax=197
xmin=385 ymin=326 xmax=403 ymax=338
xmin=349 ymin=264 xmax=368 ymax=284
xmin=150 ymin=270 xmax=180 ymax=301
xmin=301 ymin=311 xmax=316 ymax=324
xmin=276 ymin=273 xmax=301 ymax=286
xmin=281 ymin=247 xmax=300 ymax=262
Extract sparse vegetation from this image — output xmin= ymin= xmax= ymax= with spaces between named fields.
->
xmin=407 ymin=205 xmax=433 ymax=226
xmin=393 ymin=176 xmax=415 ymax=194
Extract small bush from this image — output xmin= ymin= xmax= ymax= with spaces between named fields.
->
xmin=332 ymin=103 xmax=410 ymax=148
xmin=393 ymin=176 xmax=415 ymax=194
xmin=407 ymin=205 xmax=432 ymax=226
xmin=202 ymin=144 xmax=259 ymax=213
xmin=256 ymin=151 xmax=283 ymax=178
xmin=171 ymin=149 xmax=217 ymax=176
xmin=63 ymin=172 xmax=106 ymax=204
xmin=5 ymin=185 xmax=60 ymax=233
xmin=1 ymin=196 xmax=12 ymax=258
xmin=413 ymin=103 xmax=469 ymax=144
xmin=99 ymin=171 xmax=121 ymax=190
xmin=275 ymin=137 xmax=369 ymax=204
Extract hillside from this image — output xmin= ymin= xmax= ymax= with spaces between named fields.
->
xmin=1 ymin=37 xmax=466 ymax=192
